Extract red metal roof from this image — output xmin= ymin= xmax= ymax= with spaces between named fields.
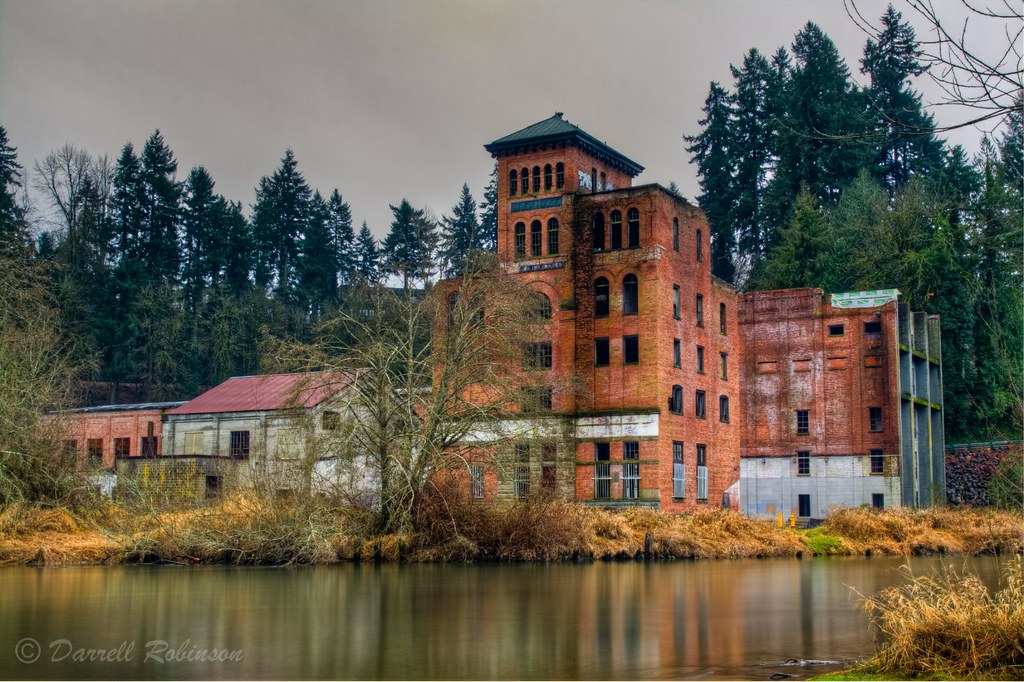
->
xmin=169 ymin=372 xmax=354 ymax=415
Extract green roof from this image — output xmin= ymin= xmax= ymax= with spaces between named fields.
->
xmin=485 ymin=113 xmax=644 ymax=177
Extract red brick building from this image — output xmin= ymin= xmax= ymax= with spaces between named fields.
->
xmin=54 ymin=402 xmax=184 ymax=468
xmin=464 ymin=114 xmax=944 ymax=515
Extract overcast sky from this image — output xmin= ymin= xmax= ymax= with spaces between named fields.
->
xmin=0 ymin=0 xmax=997 ymax=239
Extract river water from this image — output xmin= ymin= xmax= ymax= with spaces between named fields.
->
xmin=0 ymin=556 xmax=1011 ymax=680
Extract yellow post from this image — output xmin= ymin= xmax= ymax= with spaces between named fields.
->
xmin=777 ymin=513 xmax=783 ymax=526
xmin=789 ymin=512 xmax=796 ymax=528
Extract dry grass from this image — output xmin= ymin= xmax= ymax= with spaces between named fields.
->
xmin=852 ymin=559 xmax=1024 ymax=680
xmin=822 ymin=507 xmax=1024 ymax=556
xmin=0 ymin=502 xmax=119 ymax=565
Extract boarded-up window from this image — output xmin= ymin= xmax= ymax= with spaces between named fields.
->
xmin=757 ymin=361 xmax=778 ymax=374
xmin=792 ymin=359 xmax=812 ymax=372
xmin=184 ymin=432 xmax=204 ymax=455
xmin=87 ymin=439 xmax=103 ymax=464
xmin=827 ymin=356 xmax=848 ymax=370
xmin=114 ymin=437 xmax=130 ymax=458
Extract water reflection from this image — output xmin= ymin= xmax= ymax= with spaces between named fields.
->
xmin=0 ymin=557 xmax=1008 ymax=680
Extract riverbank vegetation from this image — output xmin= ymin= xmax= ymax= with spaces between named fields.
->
xmin=1 ymin=495 xmax=1020 ymax=567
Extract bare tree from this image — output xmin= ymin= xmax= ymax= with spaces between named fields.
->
xmin=847 ymin=0 xmax=1023 ymax=132
xmin=32 ymin=145 xmax=112 ymax=239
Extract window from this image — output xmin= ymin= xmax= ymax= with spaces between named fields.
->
xmin=63 ymin=439 xmax=77 ymax=455
xmin=556 ymin=162 xmax=564 ymax=189
xmin=623 ymin=335 xmax=639 ymax=365
xmin=530 ymin=220 xmax=542 ymax=257
xmin=610 ymin=210 xmax=622 ymax=249
xmin=623 ymin=441 xmax=639 ymax=499
xmin=696 ymin=229 xmax=703 ymax=262
xmin=669 ymin=385 xmax=683 ymax=414
xmin=87 ymin=438 xmax=103 ymax=464
xmin=541 ymin=444 xmax=557 ymax=491
xmin=672 ymin=442 xmax=685 ymax=498
xmin=532 ymin=166 xmax=541 ymax=192
xmin=229 ymin=431 xmax=250 ymax=459
xmin=696 ymin=444 xmax=708 ymax=501
xmin=525 ymin=342 xmax=552 ymax=369
xmin=534 ymin=292 xmax=552 ymax=320
xmin=797 ymin=451 xmax=811 ymax=476
xmin=547 ymin=218 xmax=559 ymax=255
xmin=719 ymin=395 xmax=730 ymax=423
xmin=594 ymin=443 xmax=611 ymax=499
xmin=696 ymin=294 xmax=704 ymax=327
xmin=468 ymin=464 xmax=484 ymax=499
xmin=627 ymin=207 xmax=640 ymax=248
xmin=544 ymin=164 xmax=552 ymax=190
xmin=514 ymin=222 xmax=526 ymax=258
xmin=869 ymin=407 xmax=883 ymax=432
xmin=141 ymin=436 xmax=157 ymax=457
xmin=695 ymin=390 xmax=706 ymax=418
xmin=594 ymin=277 xmax=609 ymax=317
xmin=592 ymin=212 xmax=605 ymax=251
xmin=591 ymin=168 xmax=597 ymax=192
xmin=521 ymin=167 xmax=529 ymax=193
xmin=696 ymin=345 xmax=705 ymax=374
xmin=600 ymin=171 xmax=606 ymax=190
xmin=322 ymin=411 xmax=341 ymax=431
xmin=864 ymin=321 xmax=882 ymax=336
xmin=672 ymin=217 xmax=679 ymax=251
xmin=595 ymin=337 xmax=610 ymax=367
xmin=872 ymin=493 xmax=884 ymax=510
xmin=719 ymin=303 xmax=727 ymax=334
xmin=622 ymin=274 xmax=638 ymax=315
xmin=720 ymin=352 xmax=728 ymax=380
xmin=114 ymin=437 xmax=130 ymax=458
xmin=184 ymin=432 xmax=204 ymax=455
xmin=509 ymin=169 xmax=517 ymax=196
xmin=829 ymin=324 xmax=845 ymax=336
xmin=870 ymin=448 xmax=884 ymax=475
xmin=515 ymin=444 xmax=530 ymax=498
xmin=796 ymin=410 xmax=809 ymax=435
xmin=798 ymin=494 xmax=811 ymax=518
xmin=205 ymin=475 xmax=221 ymax=499
xmin=672 ymin=285 xmax=680 ymax=319
xmin=673 ymin=339 xmax=681 ymax=368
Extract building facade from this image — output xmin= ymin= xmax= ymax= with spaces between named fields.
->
xmin=467 ymin=114 xmax=944 ymax=516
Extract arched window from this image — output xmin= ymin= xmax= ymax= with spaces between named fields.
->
xmin=521 ymin=167 xmax=529 ymax=194
xmin=544 ymin=164 xmax=552 ymax=190
xmin=509 ymin=170 xmax=518 ymax=197
xmin=669 ymin=385 xmax=683 ymax=414
xmin=696 ymin=229 xmax=703 ymax=262
xmin=599 ymin=171 xmax=606 ymax=191
xmin=555 ymin=162 xmax=564 ymax=189
xmin=532 ymin=166 xmax=541 ymax=192
xmin=594 ymin=277 xmax=609 ymax=318
xmin=627 ymin=207 xmax=640 ymax=248
xmin=514 ymin=222 xmax=526 ymax=258
xmin=530 ymin=220 xmax=542 ymax=257
xmin=673 ymin=217 xmax=680 ymax=251
xmin=547 ymin=218 xmax=559 ymax=255
xmin=535 ymin=292 xmax=552 ymax=320
xmin=720 ymin=303 xmax=727 ymax=334
xmin=592 ymin=212 xmax=605 ymax=251
xmin=610 ymin=210 xmax=622 ymax=250
xmin=591 ymin=168 xmax=597 ymax=193
xmin=623 ymin=274 xmax=638 ymax=315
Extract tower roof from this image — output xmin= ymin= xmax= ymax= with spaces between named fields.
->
xmin=485 ymin=113 xmax=644 ymax=177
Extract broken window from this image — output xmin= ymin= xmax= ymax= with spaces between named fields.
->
xmin=470 ymin=464 xmax=485 ymax=499
xmin=87 ymin=439 xmax=103 ymax=464
xmin=141 ymin=436 xmax=157 ymax=457
xmin=864 ymin=321 xmax=882 ymax=337
xmin=829 ymin=323 xmax=845 ymax=336
xmin=525 ymin=342 xmax=552 ymax=369
xmin=627 ymin=207 xmax=640 ymax=248
xmin=114 ymin=437 xmax=130 ymax=458
xmin=695 ymin=390 xmax=706 ymax=418
xmin=673 ymin=285 xmax=681 ymax=319
xmin=720 ymin=302 xmax=727 ymax=334
xmin=595 ymin=337 xmax=610 ymax=367
xmin=610 ymin=210 xmax=622 ymax=249
xmin=592 ymin=212 xmax=605 ymax=251
xmin=535 ymin=292 xmax=552 ymax=320
xmin=556 ymin=162 xmax=564 ymax=189
xmin=669 ymin=385 xmax=683 ymax=414
xmin=623 ymin=335 xmax=639 ymax=365
xmin=672 ymin=217 xmax=680 ymax=251
xmin=720 ymin=352 xmax=728 ymax=380
xmin=541 ymin=444 xmax=557 ymax=491
xmin=623 ymin=274 xmax=638 ymax=315
xmin=696 ymin=229 xmax=703 ymax=262
xmin=594 ymin=277 xmax=609 ymax=317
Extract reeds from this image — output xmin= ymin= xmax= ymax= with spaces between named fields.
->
xmin=854 ymin=559 xmax=1024 ymax=680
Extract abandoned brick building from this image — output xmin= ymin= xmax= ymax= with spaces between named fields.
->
xmin=466 ymin=113 xmax=945 ymax=517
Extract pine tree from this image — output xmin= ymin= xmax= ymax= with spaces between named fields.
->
xmin=860 ymin=4 xmax=944 ymax=193
xmin=354 ymin=221 xmax=379 ymax=283
xmin=477 ymin=164 xmax=499 ymax=253
xmin=298 ymin=190 xmax=338 ymax=321
xmin=109 ymin=143 xmax=145 ymax=263
xmin=326 ymin=189 xmax=356 ymax=285
xmin=382 ymin=199 xmax=437 ymax=291
xmin=438 ymin=183 xmax=480 ymax=277
xmin=0 ymin=125 xmax=28 ymax=254
xmin=181 ymin=166 xmax=219 ymax=311
xmin=139 ymin=130 xmax=182 ymax=284
xmin=755 ymin=188 xmax=830 ymax=290
xmin=251 ymin=149 xmax=311 ymax=297
xmin=685 ymin=81 xmax=737 ymax=282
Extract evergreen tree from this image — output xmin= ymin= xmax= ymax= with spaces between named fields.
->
xmin=860 ymin=4 xmax=944 ymax=193
xmin=438 ymin=183 xmax=480 ymax=277
xmin=139 ymin=130 xmax=182 ymax=284
xmin=382 ymin=199 xmax=437 ymax=290
xmin=181 ymin=166 xmax=219 ymax=311
xmin=685 ymin=81 xmax=737 ymax=282
xmin=298 ymin=190 xmax=338 ymax=321
xmin=109 ymin=143 xmax=145 ymax=263
xmin=326 ymin=189 xmax=356 ymax=285
xmin=220 ymin=199 xmax=252 ymax=294
xmin=0 ymin=125 xmax=28 ymax=254
xmin=354 ymin=221 xmax=379 ymax=283
xmin=251 ymin=149 xmax=311 ymax=297
xmin=477 ymin=164 xmax=499 ymax=253
xmin=755 ymin=187 xmax=830 ymax=289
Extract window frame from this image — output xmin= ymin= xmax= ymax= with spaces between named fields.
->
xmin=594 ymin=277 xmax=610 ymax=318
xmin=720 ymin=352 xmax=728 ymax=380
xmin=609 ymin=210 xmax=622 ymax=249
xmin=670 ymin=385 xmax=683 ymax=414
xmin=622 ymin=274 xmax=638 ymax=315
xmin=695 ymin=390 xmax=706 ymax=419
xmin=696 ymin=345 xmax=705 ymax=374
xmin=719 ymin=395 xmax=730 ymax=423
xmin=622 ymin=441 xmax=640 ymax=499
xmin=626 ymin=207 xmax=640 ymax=248
xmin=229 ymin=430 xmax=250 ymax=459
xmin=514 ymin=222 xmax=526 ymax=258
xmin=796 ymin=410 xmax=810 ymax=436
xmin=470 ymin=464 xmax=485 ymax=499
xmin=673 ymin=339 xmax=681 ymax=368
xmin=672 ymin=441 xmax=685 ymax=499
xmin=719 ymin=302 xmax=727 ymax=334
xmin=696 ymin=444 xmax=708 ymax=501
xmin=530 ymin=220 xmax=542 ymax=257
xmin=696 ymin=294 xmax=704 ymax=328
xmin=547 ymin=217 xmax=559 ymax=255
xmin=543 ymin=164 xmax=552 ymax=191
xmin=509 ymin=169 xmax=518 ymax=197
xmin=623 ymin=335 xmax=639 ymax=365
xmin=870 ymin=448 xmax=884 ymax=475
xmin=672 ymin=285 xmax=681 ymax=320
xmin=869 ymin=406 xmax=883 ymax=432
xmin=592 ymin=212 xmax=605 ymax=251
xmin=595 ymin=337 xmax=610 ymax=367
xmin=672 ymin=217 xmax=679 ymax=251
xmin=797 ymin=451 xmax=811 ymax=476
xmin=594 ymin=442 xmax=611 ymax=499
